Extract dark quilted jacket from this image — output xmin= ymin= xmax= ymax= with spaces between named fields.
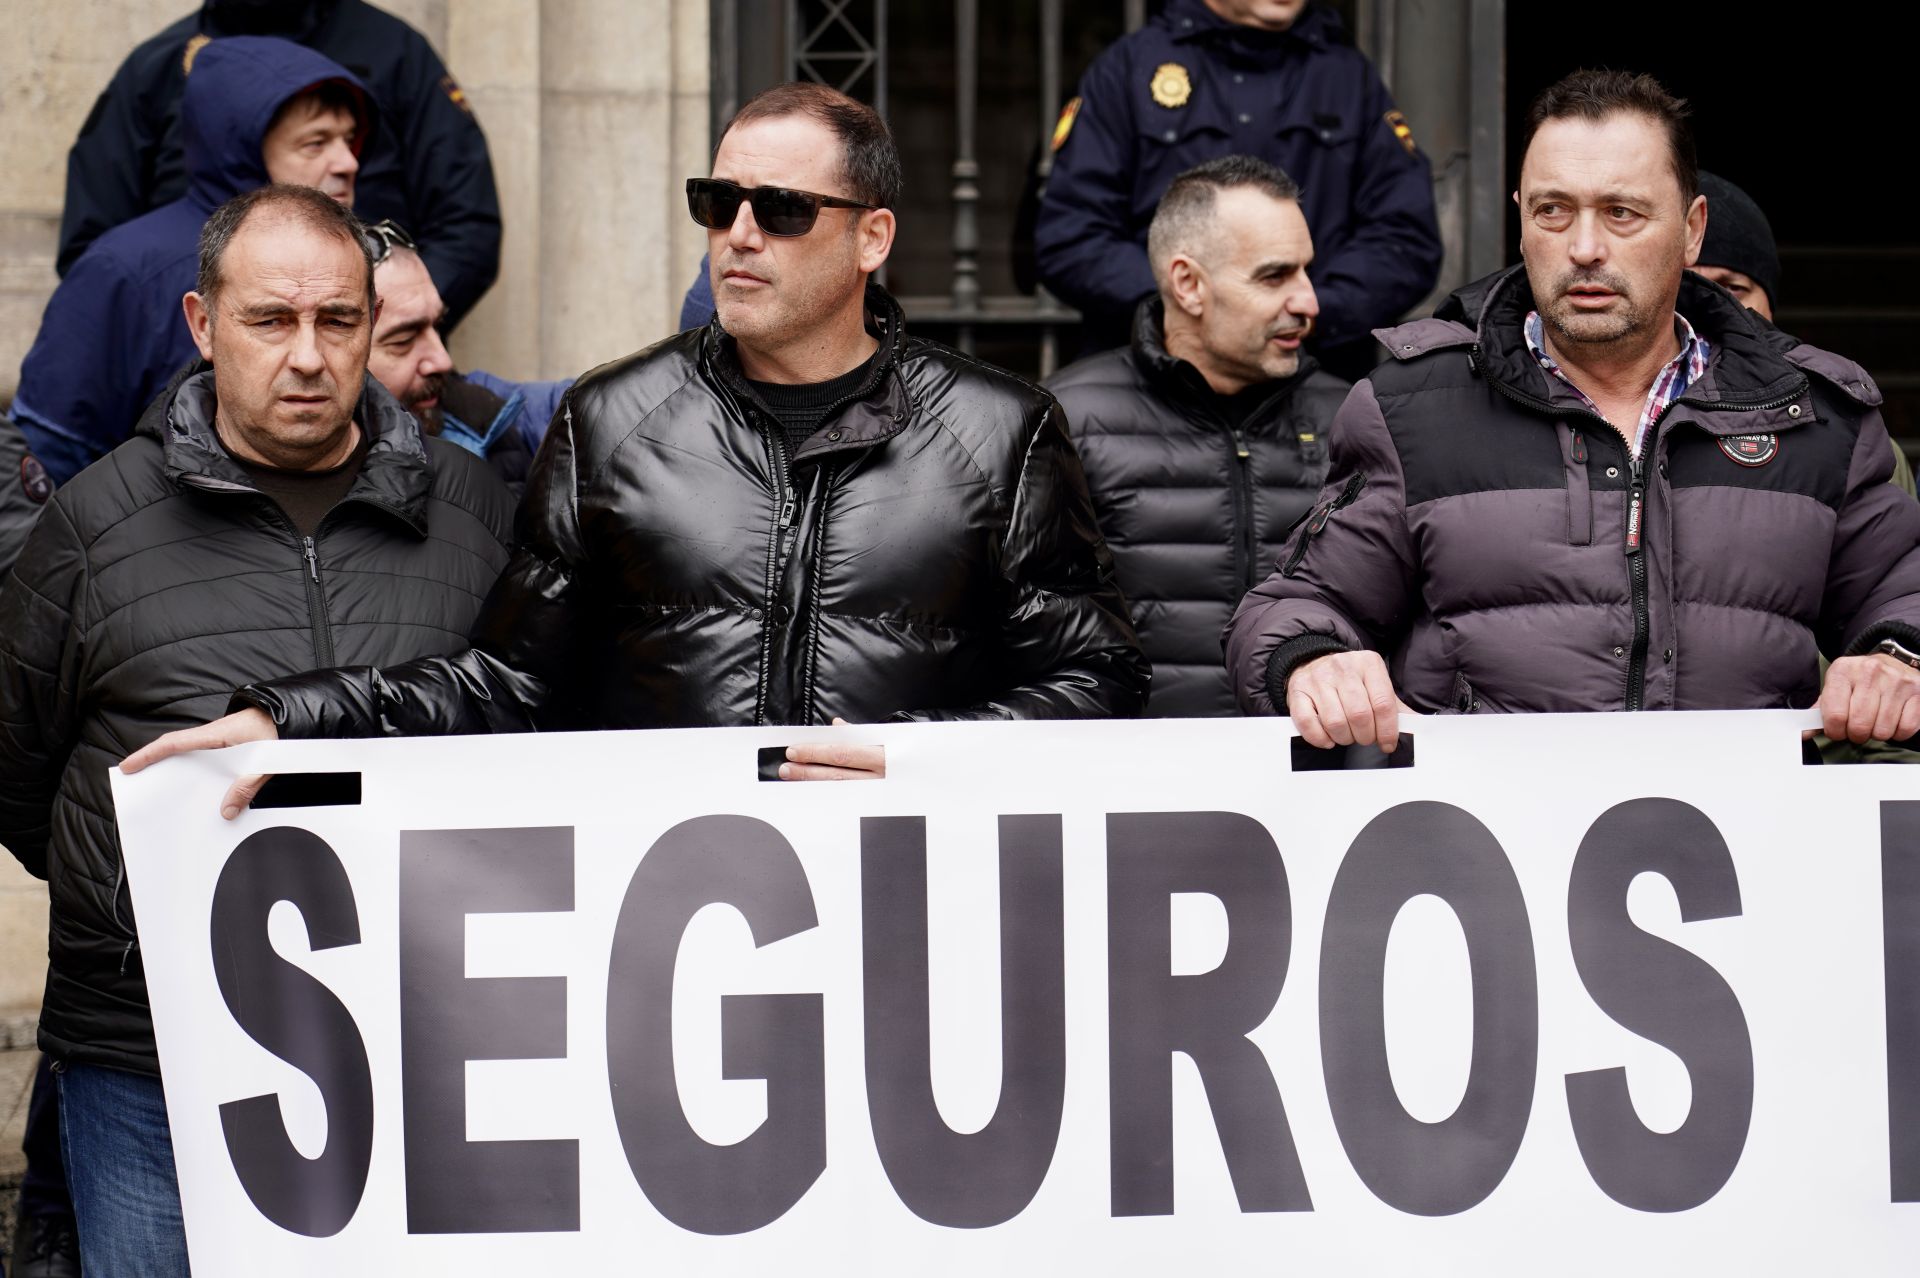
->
xmin=1050 ymin=301 xmax=1346 ymax=716
xmin=0 ymin=371 xmax=515 ymax=1073
xmin=1226 ymin=267 xmax=1920 ymax=716
xmin=235 ymin=286 xmax=1148 ymax=736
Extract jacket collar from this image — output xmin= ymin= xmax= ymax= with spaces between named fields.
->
xmin=1130 ymin=296 xmax=1318 ymax=429
xmin=438 ymin=372 xmax=522 ymax=459
xmin=1166 ymin=0 xmax=1338 ymax=51
xmin=703 ymin=280 xmax=915 ymax=464
xmin=142 ymin=365 xmax=437 ymax=534
xmin=1384 ymin=265 xmax=1817 ymax=434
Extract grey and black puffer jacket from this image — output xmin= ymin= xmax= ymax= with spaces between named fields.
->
xmin=1050 ymin=300 xmax=1347 ymax=716
xmin=1226 ymin=266 xmax=1920 ymax=716
xmin=235 ymin=284 xmax=1147 ymax=737
xmin=0 ymin=371 xmax=515 ymax=1074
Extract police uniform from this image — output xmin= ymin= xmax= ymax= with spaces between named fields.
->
xmin=1035 ymin=0 xmax=1442 ymax=359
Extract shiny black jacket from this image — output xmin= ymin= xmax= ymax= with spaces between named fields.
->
xmin=237 ymin=287 xmax=1148 ymax=736
xmin=1049 ymin=302 xmax=1347 ymax=716
xmin=0 ymin=372 xmax=515 ymax=1073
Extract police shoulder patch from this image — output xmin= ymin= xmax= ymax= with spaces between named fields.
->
xmin=1384 ymin=108 xmax=1416 ymax=155
xmin=1051 ymin=96 xmax=1082 ymax=152
xmin=1150 ymin=62 xmax=1191 ymax=109
xmin=441 ymin=73 xmax=473 ymax=116
xmin=1718 ymin=433 xmax=1779 ymax=467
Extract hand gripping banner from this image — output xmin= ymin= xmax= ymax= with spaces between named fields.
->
xmin=110 ymin=711 xmax=1920 ymax=1273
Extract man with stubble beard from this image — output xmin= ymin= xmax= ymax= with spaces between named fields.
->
xmin=363 ymin=219 xmax=571 ymax=494
xmin=125 ymin=81 xmax=1146 ymax=809
xmin=1225 ymin=68 xmax=1920 ymax=753
xmin=1050 ymin=155 xmax=1348 ymax=717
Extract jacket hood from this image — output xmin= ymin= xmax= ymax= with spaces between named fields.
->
xmin=181 ymin=35 xmax=375 ymax=213
xmin=140 ymin=364 xmax=436 ymax=533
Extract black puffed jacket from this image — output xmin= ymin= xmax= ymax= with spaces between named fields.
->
xmin=0 ymin=371 xmax=515 ymax=1074
xmin=237 ymin=286 xmax=1148 ymax=736
xmin=1049 ymin=302 xmax=1348 ymax=716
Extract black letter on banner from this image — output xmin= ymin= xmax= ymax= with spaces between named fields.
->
xmin=209 ymin=826 xmax=373 ymax=1237
xmin=1565 ymin=798 xmax=1753 ymax=1211
xmin=1887 ymin=801 xmax=1920 ymax=1201
xmin=607 ymin=815 xmax=824 ymax=1234
xmin=1106 ymin=811 xmax=1311 ymax=1216
xmin=861 ymin=814 xmax=1066 ymax=1226
xmin=400 ymin=827 xmax=578 ymax=1232
xmin=1320 ymin=801 xmax=1536 ymax=1216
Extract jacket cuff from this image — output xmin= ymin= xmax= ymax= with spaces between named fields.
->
xmin=230 ymin=683 xmax=290 ymax=727
xmin=1264 ymin=633 xmax=1352 ymax=708
xmin=1845 ymin=621 xmax=1920 ymax=659
xmin=229 ymin=671 xmax=379 ymax=740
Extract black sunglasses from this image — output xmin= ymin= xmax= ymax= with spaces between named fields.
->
xmin=363 ymin=218 xmax=417 ymax=266
xmin=685 ymin=178 xmax=876 ymax=237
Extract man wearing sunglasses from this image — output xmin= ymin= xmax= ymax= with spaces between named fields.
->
xmin=125 ymin=81 xmax=1146 ymax=805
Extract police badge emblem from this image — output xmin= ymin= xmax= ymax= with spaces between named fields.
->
xmin=1718 ymin=433 xmax=1779 ymax=467
xmin=1150 ymin=63 xmax=1192 ymax=109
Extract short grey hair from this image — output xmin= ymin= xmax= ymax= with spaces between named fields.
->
xmin=1147 ymin=155 xmax=1302 ymax=284
xmin=196 ymin=184 xmax=375 ymax=310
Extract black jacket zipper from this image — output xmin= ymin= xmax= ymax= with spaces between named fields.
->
xmin=753 ymin=425 xmax=799 ymax=726
xmin=1227 ymin=426 xmax=1256 ymax=589
xmin=1280 ymin=471 xmax=1363 ymax=577
xmin=1622 ymin=454 xmax=1650 ymax=709
xmin=300 ymin=534 xmax=336 ymax=667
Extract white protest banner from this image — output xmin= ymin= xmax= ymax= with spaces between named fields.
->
xmin=111 ymin=710 xmax=1920 ymax=1274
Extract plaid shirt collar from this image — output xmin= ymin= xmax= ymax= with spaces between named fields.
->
xmin=1523 ymin=310 xmax=1711 ymax=458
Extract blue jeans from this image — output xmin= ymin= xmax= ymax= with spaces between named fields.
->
xmin=57 ymin=1062 xmax=190 ymax=1277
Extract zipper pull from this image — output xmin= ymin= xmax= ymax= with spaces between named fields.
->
xmin=1624 ymin=462 xmax=1645 ymax=555
xmin=779 ymin=498 xmax=797 ymax=528
xmin=1231 ymin=428 xmax=1250 ymax=460
xmin=303 ymin=535 xmax=320 ymax=582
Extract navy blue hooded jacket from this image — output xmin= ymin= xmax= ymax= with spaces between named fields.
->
xmin=14 ymin=37 xmax=370 ymax=486
xmin=56 ymin=0 xmax=499 ymax=330
xmin=1034 ymin=0 xmax=1442 ymax=352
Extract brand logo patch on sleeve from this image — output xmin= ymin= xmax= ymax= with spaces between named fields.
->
xmin=1051 ymin=96 xmax=1082 ymax=152
xmin=1718 ymin=433 xmax=1779 ymax=466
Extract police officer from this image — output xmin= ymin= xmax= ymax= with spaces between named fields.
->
xmin=1035 ymin=0 xmax=1442 ymax=371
